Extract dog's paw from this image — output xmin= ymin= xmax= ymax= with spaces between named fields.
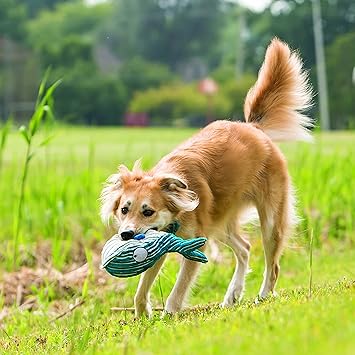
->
xmin=255 ymin=291 xmax=278 ymax=305
xmin=220 ymin=299 xmax=239 ymax=309
xmin=220 ymin=289 xmax=244 ymax=308
xmin=220 ymin=296 xmax=235 ymax=308
xmin=160 ymin=309 xmax=175 ymax=320
xmin=163 ymin=300 xmax=183 ymax=316
xmin=134 ymin=302 xmax=153 ymax=319
xmin=220 ymin=301 xmax=233 ymax=308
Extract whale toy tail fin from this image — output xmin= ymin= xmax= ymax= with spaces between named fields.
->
xmin=175 ymin=237 xmax=207 ymax=252
xmin=183 ymin=249 xmax=208 ymax=263
xmin=172 ymin=236 xmax=208 ymax=263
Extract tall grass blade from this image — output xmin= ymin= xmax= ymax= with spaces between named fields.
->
xmin=12 ymin=75 xmax=61 ymax=268
xmin=308 ymin=229 xmax=314 ymax=299
xmin=0 ymin=118 xmax=12 ymax=173
xmin=158 ymin=275 xmax=165 ymax=309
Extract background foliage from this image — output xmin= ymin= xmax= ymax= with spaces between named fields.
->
xmin=0 ymin=0 xmax=354 ymax=127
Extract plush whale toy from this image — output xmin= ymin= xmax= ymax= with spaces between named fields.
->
xmin=101 ymin=229 xmax=208 ymax=278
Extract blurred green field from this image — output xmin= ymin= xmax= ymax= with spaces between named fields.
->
xmin=0 ymin=126 xmax=354 ymax=354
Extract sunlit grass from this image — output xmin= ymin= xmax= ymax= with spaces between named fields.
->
xmin=1 ymin=128 xmax=353 ymax=265
xmin=0 ymin=126 xmax=354 ymax=354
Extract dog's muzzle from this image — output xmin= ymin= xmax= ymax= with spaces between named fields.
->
xmin=120 ymin=230 xmax=135 ymax=240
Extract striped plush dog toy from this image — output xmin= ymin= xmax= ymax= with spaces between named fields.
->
xmin=101 ymin=229 xmax=208 ymax=278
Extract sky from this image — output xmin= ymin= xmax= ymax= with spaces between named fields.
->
xmin=231 ymin=0 xmax=271 ymax=12
xmin=85 ymin=0 xmax=272 ymax=13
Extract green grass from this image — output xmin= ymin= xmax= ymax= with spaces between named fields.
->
xmin=0 ymin=126 xmax=354 ymax=354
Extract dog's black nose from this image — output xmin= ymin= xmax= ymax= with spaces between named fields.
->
xmin=121 ymin=230 xmax=135 ymax=240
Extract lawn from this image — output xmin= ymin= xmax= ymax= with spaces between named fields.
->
xmin=0 ymin=126 xmax=354 ymax=354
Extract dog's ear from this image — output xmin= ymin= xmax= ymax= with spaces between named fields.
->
xmin=118 ymin=164 xmax=131 ymax=176
xmin=100 ymin=173 xmax=123 ymax=224
xmin=158 ymin=175 xmax=199 ymax=212
xmin=132 ymin=158 xmax=143 ymax=173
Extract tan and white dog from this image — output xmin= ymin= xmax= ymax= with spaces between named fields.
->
xmin=100 ymin=38 xmax=313 ymax=317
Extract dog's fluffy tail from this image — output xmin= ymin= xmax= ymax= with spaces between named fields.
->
xmin=244 ymin=38 xmax=313 ymax=142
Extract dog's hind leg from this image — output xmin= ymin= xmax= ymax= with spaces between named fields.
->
xmin=256 ymin=186 xmax=295 ymax=300
xmin=134 ymin=255 xmax=166 ymax=318
xmin=221 ymin=220 xmax=251 ymax=307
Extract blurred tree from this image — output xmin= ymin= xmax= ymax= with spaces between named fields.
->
xmin=326 ymin=31 xmax=355 ymax=129
xmin=129 ymin=83 xmax=231 ymax=125
xmin=119 ymin=58 xmax=176 ymax=98
xmin=254 ymin=0 xmax=355 ymax=68
xmin=0 ymin=0 xmax=27 ymax=40
xmin=241 ymin=0 xmax=355 ymax=129
xmin=38 ymin=35 xmax=93 ymax=68
xmin=0 ymin=0 xmax=73 ymax=39
xmin=1 ymin=0 xmax=354 ymax=128
xmin=219 ymin=74 xmax=256 ymax=119
xmin=106 ymin=0 xmax=224 ymax=71
xmin=52 ymin=62 xmax=127 ymax=125
xmin=321 ymin=0 xmax=355 ymax=45
xmin=26 ymin=1 xmax=110 ymax=54
xmin=26 ymin=1 xmax=126 ymax=124
xmin=211 ymin=65 xmax=237 ymax=83
xmin=18 ymin=0 xmax=71 ymax=18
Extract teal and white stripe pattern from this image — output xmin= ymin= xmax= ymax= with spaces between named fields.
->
xmin=101 ymin=230 xmax=208 ymax=278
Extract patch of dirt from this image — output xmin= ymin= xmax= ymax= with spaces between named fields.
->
xmin=0 ymin=232 xmax=222 ymax=322
xmin=0 ymin=253 xmax=113 ymax=308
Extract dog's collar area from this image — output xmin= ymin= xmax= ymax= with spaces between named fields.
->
xmin=143 ymin=221 xmax=180 ymax=235
xmin=164 ymin=221 xmax=180 ymax=234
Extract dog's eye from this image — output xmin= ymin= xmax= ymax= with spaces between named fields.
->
xmin=142 ymin=209 xmax=155 ymax=217
xmin=121 ymin=207 xmax=129 ymax=215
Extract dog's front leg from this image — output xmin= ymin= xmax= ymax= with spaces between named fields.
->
xmin=134 ymin=255 xmax=166 ymax=318
xmin=164 ymin=257 xmax=201 ymax=315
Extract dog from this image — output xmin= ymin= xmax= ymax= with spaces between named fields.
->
xmin=100 ymin=38 xmax=313 ymax=317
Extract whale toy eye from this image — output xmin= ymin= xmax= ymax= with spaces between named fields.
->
xmin=133 ymin=247 xmax=148 ymax=262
